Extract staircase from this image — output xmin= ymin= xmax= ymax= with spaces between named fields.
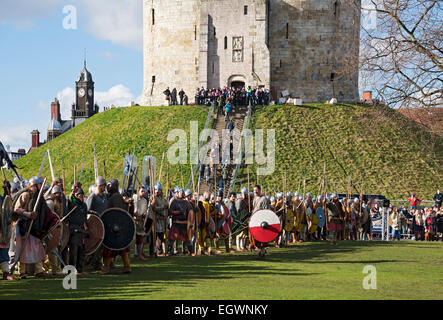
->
xmin=196 ymin=104 xmax=249 ymax=198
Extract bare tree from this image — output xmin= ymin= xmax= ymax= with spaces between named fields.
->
xmin=348 ymin=0 xmax=442 ymax=109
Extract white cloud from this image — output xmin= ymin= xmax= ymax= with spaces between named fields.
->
xmin=0 ymin=125 xmax=34 ymax=151
xmin=1 ymin=0 xmax=143 ymax=49
xmin=80 ymin=0 xmax=142 ymax=50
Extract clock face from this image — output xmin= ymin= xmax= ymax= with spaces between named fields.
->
xmin=78 ymin=88 xmax=85 ymax=98
xmin=88 ymin=89 xmax=93 ymax=97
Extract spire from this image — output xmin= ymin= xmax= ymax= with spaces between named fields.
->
xmin=84 ymin=48 xmax=87 ymax=68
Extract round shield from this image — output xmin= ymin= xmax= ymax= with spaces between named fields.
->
xmin=187 ymin=209 xmax=195 ymax=241
xmin=59 ymin=222 xmax=70 ymax=252
xmin=309 ymin=213 xmax=319 ymax=234
xmin=85 ymin=214 xmax=105 ymax=255
xmin=1 ymin=195 xmax=13 ymax=245
xmin=208 ymin=216 xmax=216 ymax=233
xmin=316 ymin=207 xmax=326 ymax=228
xmin=45 ymin=218 xmax=62 ymax=254
xmin=217 ymin=205 xmax=232 ymax=237
xmin=249 ymin=209 xmax=280 ymax=243
xmin=100 ymin=208 xmax=136 ymax=251
xmin=284 ymin=209 xmax=295 ymax=232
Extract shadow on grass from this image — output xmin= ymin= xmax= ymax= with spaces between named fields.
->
xmin=0 ymin=241 xmax=417 ymax=299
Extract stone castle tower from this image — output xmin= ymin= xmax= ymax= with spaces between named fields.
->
xmin=141 ymin=0 xmax=361 ymax=105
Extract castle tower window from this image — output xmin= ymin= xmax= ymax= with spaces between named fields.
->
xmin=214 ymin=27 xmax=216 ymax=36
xmin=244 ymin=5 xmax=248 ymax=15
xmin=152 ymin=9 xmax=155 ymax=25
xmin=152 ymin=75 xmax=156 ymax=83
xmin=334 ymin=1 xmax=338 ymax=16
xmin=330 ymin=73 xmax=336 ymax=81
xmin=224 ymin=36 xmax=228 ymax=49
xmin=280 ymin=60 xmax=282 ymax=68
xmin=286 ymin=23 xmax=289 ymax=39
xmin=194 ymin=25 xmax=197 ymax=40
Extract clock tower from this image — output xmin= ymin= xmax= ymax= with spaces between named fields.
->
xmin=72 ymin=59 xmax=99 ymax=127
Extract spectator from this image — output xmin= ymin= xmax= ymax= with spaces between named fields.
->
xmin=163 ymin=87 xmax=171 ymax=106
xmin=171 ymin=88 xmax=178 ymax=105
xmin=413 ymin=209 xmax=425 ymax=240
xmin=179 ymin=89 xmax=185 ymax=105
xmin=407 ymin=193 xmax=422 ymax=210
xmin=224 ymin=102 xmax=232 ymax=121
xmin=433 ymin=189 xmax=442 ymax=210
xmin=390 ymin=207 xmax=404 ymax=241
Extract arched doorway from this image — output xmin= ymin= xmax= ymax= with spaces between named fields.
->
xmin=228 ymin=75 xmax=247 ymax=89
xmin=231 ymin=81 xmax=245 ymax=89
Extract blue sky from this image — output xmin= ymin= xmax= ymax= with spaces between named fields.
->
xmin=0 ymin=0 xmax=143 ymax=151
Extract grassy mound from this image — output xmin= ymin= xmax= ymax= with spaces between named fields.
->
xmin=235 ymin=103 xmax=442 ymax=200
xmin=12 ymin=106 xmax=210 ymax=190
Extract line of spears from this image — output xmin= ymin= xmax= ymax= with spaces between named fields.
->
xmin=0 ymin=141 xmax=370 ymax=280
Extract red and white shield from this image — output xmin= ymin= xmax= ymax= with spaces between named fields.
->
xmin=249 ymin=209 xmax=280 ymax=242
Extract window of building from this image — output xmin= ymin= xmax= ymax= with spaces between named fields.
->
xmin=286 ymin=23 xmax=289 ymax=39
xmin=224 ymin=36 xmax=228 ymax=49
xmin=194 ymin=25 xmax=197 ymax=40
xmin=152 ymin=75 xmax=156 ymax=83
xmin=214 ymin=27 xmax=216 ymax=36
xmin=334 ymin=1 xmax=338 ymax=16
xmin=330 ymin=73 xmax=335 ymax=81
xmin=244 ymin=5 xmax=248 ymax=15
xmin=280 ymin=60 xmax=282 ymax=68
xmin=152 ymin=9 xmax=155 ymax=25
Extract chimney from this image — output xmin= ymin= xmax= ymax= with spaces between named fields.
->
xmin=51 ymin=98 xmax=61 ymax=121
xmin=31 ymin=130 xmax=40 ymax=149
xmin=363 ymin=91 xmax=372 ymax=101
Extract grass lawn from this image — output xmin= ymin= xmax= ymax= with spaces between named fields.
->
xmin=1 ymin=241 xmax=442 ymax=300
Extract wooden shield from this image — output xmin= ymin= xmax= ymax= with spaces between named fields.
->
xmin=59 ymin=223 xmax=70 ymax=252
xmin=249 ymin=209 xmax=280 ymax=243
xmin=85 ymin=214 xmax=105 ymax=255
xmin=316 ymin=207 xmax=326 ymax=228
xmin=308 ymin=213 xmax=318 ymax=234
xmin=45 ymin=222 xmax=62 ymax=254
xmin=187 ymin=209 xmax=195 ymax=241
xmin=100 ymin=208 xmax=135 ymax=251
xmin=1 ymin=195 xmax=13 ymax=245
xmin=284 ymin=209 xmax=295 ymax=232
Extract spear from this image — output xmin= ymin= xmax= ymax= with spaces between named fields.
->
xmin=38 ymin=151 xmax=48 ymax=177
xmin=179 ymin=163 xmax=185 ymax=190
xmin=61 ymin=157 xmax=65 ymax=192
xmin=1 ymin=167 xmax=11 ymax=196
xmin=79 ymin=159 xmax=85 ymax=183
xmin=47 ymin=149 xmax=55 ymax=182
xmin=93 ymin=144 xmax=99 ymax=181
xmin=103 ymin=160 xmax=107 ymax=180
xmin=158 ymin=152 xmax=165 ymax=183
xmin=149 ymin=157 xmax=157 ymax=258
xmin=247 ymin=166 xmax=251 ymax=213
xmin=73 ymin=158 xmax=77 ymax=186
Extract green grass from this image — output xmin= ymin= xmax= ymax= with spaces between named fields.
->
xmin=235 ymin=103 xmax=442 ymax=200
xmin=1 ymin=241 xmax=442 ymax=300
xmin=11 ymin=106 xmax=210 ymax=189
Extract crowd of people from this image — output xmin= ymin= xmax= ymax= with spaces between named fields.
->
xmin=162 ymin=86 xmax=271 ymax=107
xmin=1 ymin=173 xmax=441 ymax=281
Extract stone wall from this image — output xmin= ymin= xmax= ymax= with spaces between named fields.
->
xmin=269 ymin=0 xmax=361 ymax=102
xmin=142 ymin=0 xmax=201 ymax=106
xmin=141 ymin=0 xmax=360 ymax=105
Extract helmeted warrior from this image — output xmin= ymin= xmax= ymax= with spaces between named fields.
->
xmin=150 ymin=182 xmax=168 ymax=256
xmin=66 ymin=188 xmax=88 ymax=274
xmin=100 ymin=179 xmax=132 ymax=275
xmin=13 ymin=176 xmax=58 ymax=278
xmin=251 ymin=185 xmax=270 ymax=258
xmin=234 ymin=187 xmax=250 ymax=252
xmin=167 ymin=188 xmax=192 ymax=255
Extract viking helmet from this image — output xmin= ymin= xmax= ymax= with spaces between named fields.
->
xmin=75 ymin=188 xmax=85 ymax=196
xmin=354 ymin=197 xmax=360 ymax=203
xmin=277 ymin=192 xmax=284 ymax=199
xmin=306 ymin=192 xmax=312 ymax=198
xmin=154 ymin=182 xmax=163 ymax=191
xmin=10 ymin=182 xmax=19 ymax=193
xmin=174 ymin=186 xmax=180 ymax=193
xmin=294 ymin=191 xmax=300 ymax=197
xmin=29 ymin=176 xmax=43 ymax=187
xmin=52 ymin=185 xmax=62 ymax=194
xmin=95 ymin=176 xmax=106 ymax=187
xmin=185 ymin=189 xmax=192 ymax=197
xmin=108 ymin=179 xmax=119 ymax=188
xmin=241 ymin=187 xmax=248 ymax=195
